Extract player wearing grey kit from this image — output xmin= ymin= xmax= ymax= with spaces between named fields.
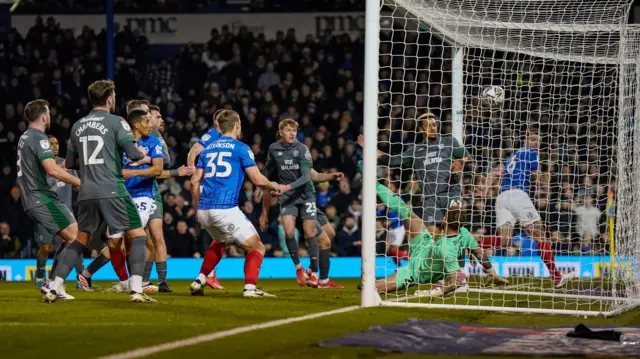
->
xmin=359 ymin=112 xmax=470 ymax=234
xmin=33 ymin=135 xmax=85 ymax=291
xmin=17 ymin=100 xmax=82 ymax=302
xmin=260 ymin=119 xmax=323 ymax=286
xmin=45 ymin=80 xmax=153 ymax=303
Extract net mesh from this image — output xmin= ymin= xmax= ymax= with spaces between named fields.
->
xmin=373 ymin=0 xmax=640 ymax=315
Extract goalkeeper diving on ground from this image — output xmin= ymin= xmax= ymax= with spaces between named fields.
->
xmin=356 ymin=161 xmax=507 ymax=297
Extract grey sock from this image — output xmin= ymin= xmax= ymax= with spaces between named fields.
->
xmin=319 ymin=248 xmax=331 ymax=280
xmin=156 ymin=261 xmax=167 ymax=283
xmin=36 ymin=255 xmax=47 ymax=279
xmin=52 ymin=241 xmax=85 ymax=281
xmin=86 ymin=253 xmax=110 ymax=276
xmin=128 ymin=236 xmax=147 ymax=277
xmin=306 ymin=235 xmax=319 ymax=273
xmin=285 ymin=236 xmax=300 ymax=266
xmin=49 ymin=242 xmax=66 ymax=280
xmin=142 ymin=261 xmax=154 ymax=283
xmin=74 ymin=250 xmax=84 ymax=275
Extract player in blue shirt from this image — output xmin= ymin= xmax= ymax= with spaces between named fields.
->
xmin=189 ymin=110 xmax=280 ymax=297
xmin=494 ymin=132 xmax=574 ymax=288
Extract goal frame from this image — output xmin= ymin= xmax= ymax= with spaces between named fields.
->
xmin=360 ymin=0 xmax=640 ymax=316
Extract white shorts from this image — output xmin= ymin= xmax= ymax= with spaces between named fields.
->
xmin=495 ymin=189 xmax=541 ymax=228
xmin=387 ymin=226 xmax=406 ymax=247
xmin=197 ymin=207 xmax=258 ymax=245
xmin=133 ymin=196 xmax=154 ymax=229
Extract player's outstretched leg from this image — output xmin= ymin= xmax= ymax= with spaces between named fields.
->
xmin=302 ymin=218 xmax=320 ymax=287
xmin=526 ymin=221 xmax=575 ymax=288
xmin=316 ymin=227 xmax=343 ymax=289
xmin=78 ymin=246 xmax=110 ymax=292
xmin=141 ymin=235 xmax=158 ymax=292
xmin=281 ymin=215 xmax=306 ymax=285
xmin=190 ymin=240 xmax=225 ymax=295
xmin=239 ymin=235 xmax=274 ymax=298
xmin=148 ymin=220 xmax=171 ymax=293
xmin=43 ymin=223 xmax=82 ymax=302
xmin=35 ymin=242 xmax=53 ymax=290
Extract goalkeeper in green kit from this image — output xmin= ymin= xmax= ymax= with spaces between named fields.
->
xmin=358 ymin=162 xmax=506 ymax=297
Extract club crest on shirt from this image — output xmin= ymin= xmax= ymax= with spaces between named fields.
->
xmin=304 ymin=150 xmax=311 ymax=160
xmin=277 ymin=152 xmax=282 ymax=156
xmin=121 ymin=120 xmax=131 ymax=131
xmin=293 ymin=150 xmax=299 ymax=157
xmin=39 ymin=140 xmax=50 ymax=150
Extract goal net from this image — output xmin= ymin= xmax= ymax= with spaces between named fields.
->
xmin=363 ymin=0 xmax=640 ymax=316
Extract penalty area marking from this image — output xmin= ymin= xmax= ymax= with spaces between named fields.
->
xmin=96 ymin=305 xmax=360 ymax=359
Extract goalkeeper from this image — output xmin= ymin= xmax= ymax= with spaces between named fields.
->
xmin=442 ymin=223 xmax=509 ymax=288
xmin=358 ymin=162 xmax=463 ymax=296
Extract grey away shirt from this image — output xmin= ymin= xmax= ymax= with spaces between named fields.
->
xmin=150 ymin=128 xmax=170 ymax=166
xmin=387 ymin=135 xmax=468 ymax=196
xmin=16 ymin=128 xmax=58 ymax=210
xmin=263 ymin=141 xmax=315 ymax=205
xmin=67 ymin=110 xmax=136 ymax=201
xmin=49 ymin=157 xmax=76 ymax=209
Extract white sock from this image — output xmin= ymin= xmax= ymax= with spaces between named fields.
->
xmin=130 ymin=275 xmax=143 ymax=293
xmin=312 ymin=272 xmax=318 ymax=278
xmin=295 ymin=263 xmax=303 ymax=269
xmin=50 ymin=277 xmax=64 ymax=292
xmin=207 ymin=270 xmax=215 ymax=278
xmin=244 ymin=284 xmax=256 ymax=291
xmin=197 ymin=273 xmax=207 ymax=283
xmin=120 ymin=279 xmax=129 ymax=287
xmin=320 ymin=278 xmax=329 ymax=284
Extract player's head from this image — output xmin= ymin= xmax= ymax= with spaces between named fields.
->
xmin=47 ymin=135 xmax=59 ymax=157
xmin=216 ymin=110 xmax=241 ymax=138
xmin=278 ymin=119 xmax=299 ymax=144
xmin=213 ymin=109 xmax=224 ymax=131
xmin=525 ymin=131 xmax=540 ymax=150
xmin=417 ymin=112 xmax=438 ymax=141
xmin=88 ymin=80 xmax=116 ymax=112
xmin=148 ymin=104 xmax=162 ymax=130
xmin=126 ymin=99 xmax=150 ymax=115
xmin=128 ymin=109 xmax=152 ymax=137
xmin=24 ymin=99 xmax=51 ymax=130
xmin=440 ymin=200 xmax=466 ymax=233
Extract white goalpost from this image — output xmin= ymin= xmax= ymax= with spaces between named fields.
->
xmin=361 ymin=0 xmax=640 ymax=316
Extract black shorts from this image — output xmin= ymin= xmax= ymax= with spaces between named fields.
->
xmin=77 ymin=197 xmax=142 ymax=235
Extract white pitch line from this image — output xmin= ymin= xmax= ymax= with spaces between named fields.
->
xmin=96 ymin=305 xmax=361 ymax=359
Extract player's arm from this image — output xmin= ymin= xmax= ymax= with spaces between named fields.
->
xmin=65 ymin=141 xmax=80 ymax=170
xmin=42 ymin=158 xmax=81 ymax=188
xmin=310 ymin=169 xmax=344 ymax=183
xmin=156 ymin=166 xmax=194 ymax=179
xmin=122 ymin=158 xmax=163 ymax=179
xmin=116 ymin=118 xmax=145 ymax=162
xmin=246 ymin=167 xmax=279 ymax=192
xmin=451 ymin=137 xmax=472 ymax=172
xmin=259 ymin=189 xmax=275 ymax=231
xmin=190 ymin=167 xmax=204 ymax=210
xmin=187 ymin=143 xmax=204 ymax=168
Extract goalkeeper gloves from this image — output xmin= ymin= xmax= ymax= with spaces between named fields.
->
xmin=484 ymin=268 xmax=509 ymax=287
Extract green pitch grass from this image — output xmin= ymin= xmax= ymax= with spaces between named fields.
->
xmin=1 ymin=279 xmax=639 ymax=359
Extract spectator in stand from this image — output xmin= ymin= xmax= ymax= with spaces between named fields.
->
xmin=167 ymin=220 xmax=198 ymax=258
xmin=336 ymin=215 xmax=361 ymax=257
xmin=0 ymin=222 xmax=19 ymax=259
xmin=574 ymin=194 xmax=603 ymax=254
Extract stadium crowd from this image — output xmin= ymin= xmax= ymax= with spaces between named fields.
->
xmin=0 ymin=3 xmax=614 ymax=261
